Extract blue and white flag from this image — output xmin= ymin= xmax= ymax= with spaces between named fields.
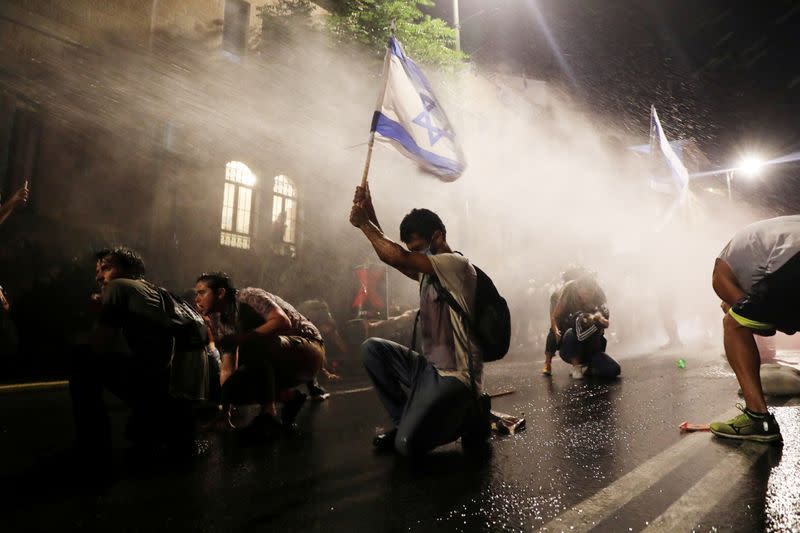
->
xmin=370 ymin=37 xmax=465 ymax=181
xmin=649 ymin=105 xmax=689 ymax=194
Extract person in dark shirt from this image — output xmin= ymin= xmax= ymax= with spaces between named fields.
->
xmin=194 ymin=272 xmax=325 ymax=439
xmin=70 ymin=247 xmax=189 ymax=476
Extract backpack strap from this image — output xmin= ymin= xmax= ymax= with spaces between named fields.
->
xmin=427 ymin=275 xmax=480 ymax=399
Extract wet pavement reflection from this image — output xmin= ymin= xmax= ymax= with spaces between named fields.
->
xmin=1 ymin=352 xmax=798 ymax=531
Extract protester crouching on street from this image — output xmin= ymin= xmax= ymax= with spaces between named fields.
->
xmin=70 ymin=247 xmax=194 ymax=479
xmin=542 ymin=268 xmax=584 ymax=376
xmin=350 ymin=183 xmax=487 ymax=456
xmin=194 ymin=272 xmax=325 ymax=438
xmin=551 ymin=269 xmax=620 ymax=379
xmin=706 ymin=216 xmax=800 ymax=443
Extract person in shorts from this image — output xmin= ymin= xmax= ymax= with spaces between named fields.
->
xmin=708 ymin=216 xmax=800 ymax=443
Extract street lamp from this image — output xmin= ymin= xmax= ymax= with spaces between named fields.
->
xmin=726 ymin=154 xmax=765 ymax=201
xmin=453 ymin=0 xmax=461 ymax=53
xmin=737 ymin=156 xmax=765 ymax=177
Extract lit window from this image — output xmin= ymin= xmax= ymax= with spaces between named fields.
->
xmin=271 ymin=174 xmax=298 ymax=256
xmin=220 ymin=161 xmax=256 ymax=250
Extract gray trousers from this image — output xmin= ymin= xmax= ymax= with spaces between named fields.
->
xmin=362 ymin=337 xmax=473 ymax=456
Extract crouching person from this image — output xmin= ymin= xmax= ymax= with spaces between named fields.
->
xmin=552 ymin=270 xmax=620 ymax=379
xmin=70 ymin=247 xmax=193 ymax=475
xmin=707 ymin=216 xmax=798 ymax=443
xmin=194 ymin=272 xmax=325 ymax=439
xmin=350 ymin=184 xmax=488 ymax=457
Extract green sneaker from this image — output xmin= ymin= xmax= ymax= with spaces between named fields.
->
xmin=709 ymin=404 xmax=783 ymax=443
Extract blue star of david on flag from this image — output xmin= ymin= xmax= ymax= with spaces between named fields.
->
xmin=412 ymin=94 xmax=455 ymax=146
xmin=369 ymin=36 xmax=465 ymax=181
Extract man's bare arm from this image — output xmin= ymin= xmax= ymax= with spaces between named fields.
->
xmin=712 ymin=259 xmax=746 ymax=310
xmin=250 ymin=305 xmax=292 ymax=338
xmin=353 ymin=215 xmax=434 ymax=277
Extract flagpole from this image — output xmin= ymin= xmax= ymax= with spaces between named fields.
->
xmin=361 ymin=28 xmax=395 ymax=187
xmin=360 ymin=133 xmax=376 ymax=187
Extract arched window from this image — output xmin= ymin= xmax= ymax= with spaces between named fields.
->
xmin=271 ymin=174 xmax=298 ymax=256
xmin=220 ymin=161 xmax=256 ymax=250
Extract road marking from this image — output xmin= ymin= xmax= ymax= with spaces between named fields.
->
xmin=643 ymin=398 xmax=800 ymax=532
xmin=540 ymin=433 xmax=709 ymax=532
xmin=642 ymin=443 xmax=766 ymax=532
xmin=331 ymin=386 xmax=374 ymax=396
xmin=0 ymin=380 xmax=68 ymax=392
xmin=540 ymin=408 xmax=738 ymax=533
xmin=0 ymin=380 xmax=374 ymax=396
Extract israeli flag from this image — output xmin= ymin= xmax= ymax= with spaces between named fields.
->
xmin=649 ymin=105 xmax=689 ymax=194
xmin=370 ymin=37 xmax=465 ymax=181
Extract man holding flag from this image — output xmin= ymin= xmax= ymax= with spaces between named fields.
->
xmin=349 ymin=185 xmax=485 ymax=456
xmin=347 ymin=35 xmax=483 ymax=456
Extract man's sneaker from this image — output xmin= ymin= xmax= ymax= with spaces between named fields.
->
xmin=571 ymin=365 xmax=587 ymax=379
xmin=709 ymin=404 xmax=783 ymax=443
xmin=308 ymin=382 xmax=330 ymax=401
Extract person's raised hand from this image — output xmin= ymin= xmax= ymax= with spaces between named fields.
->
xmin=353 ymin=183 xmax=373 ymax=207
xmin=10 ymin=183 xmax=29 ymax=207
xmin=0 ymin=288 xmax=9 ymax=313
xmin=350 ymin=203 xmax=369 ymax=228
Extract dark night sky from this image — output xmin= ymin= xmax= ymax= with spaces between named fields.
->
xmin=431 ymin=0 xmax=800 ymax=210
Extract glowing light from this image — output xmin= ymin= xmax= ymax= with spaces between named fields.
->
xmin=736 ymin=155 xmax=765 ymax=177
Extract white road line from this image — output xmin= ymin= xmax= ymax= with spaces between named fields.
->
xmin=0 ymin=380 xmax=68 ymax=392
xmin=539 ymin=433 xmax=709 ymax=532
xmin=330 ymin=386 xmax=374 ymax=396
xmin=540 ymin=409 xmax=738 ymax=533
xmin=641 ymin=443 xmax=766 ymax=532
xmin=644 ymin=398 xmax=800 ymax=532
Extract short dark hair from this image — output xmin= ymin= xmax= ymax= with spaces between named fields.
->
xmin=399 ymin=208 xmax=446 ymax=243
xmin=96 ymin=246 xmax=146 ymax=279
xmin=196 ymin=271 xmax=237 ymax=300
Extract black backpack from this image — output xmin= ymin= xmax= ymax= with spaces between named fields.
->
xmin=157 ymin=287 xmax=208 ymax=351
xmin=433 ymin=266 xmax=511 ymax=362
xmin=156 ymin=287 xmax=212 ymax=401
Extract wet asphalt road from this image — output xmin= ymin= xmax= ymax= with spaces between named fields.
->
xmin=1 ymin=349 xmax=798 ymax=532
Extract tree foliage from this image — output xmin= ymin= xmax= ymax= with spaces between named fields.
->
xmin=328 ymin=0 xmax=466 ymax=67
xmin=258 ymin=0 xmax=315 ymax=20
xmin=257 ymin=0 xmax=465 ymax=67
